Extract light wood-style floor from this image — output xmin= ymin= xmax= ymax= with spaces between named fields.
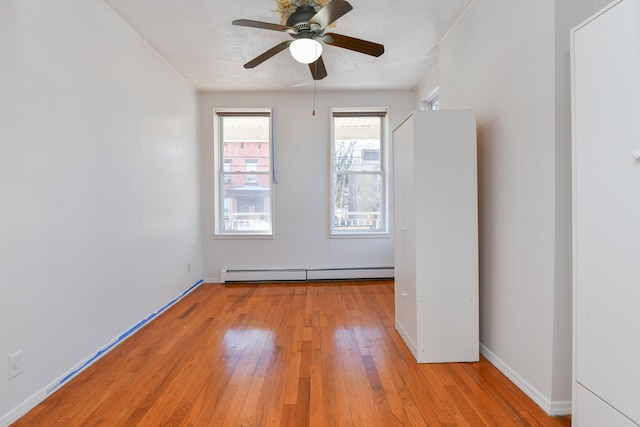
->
xmin=13 ymin=280 xmax=571 ymax=426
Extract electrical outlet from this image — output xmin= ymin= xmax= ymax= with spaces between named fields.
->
xmin=187 ymin=263 xmax=191 ymax=273
xmin=8 ymin=351 xmax=23 ymax=379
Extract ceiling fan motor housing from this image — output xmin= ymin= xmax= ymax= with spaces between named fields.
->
xmin=286 ymin=5 xmax=318 ymax=32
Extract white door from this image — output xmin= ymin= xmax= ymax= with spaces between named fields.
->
xmin=573 ymin=0 xmax=640 ymax=424
xmin=393 ymin=116 xmax=418 ymax=348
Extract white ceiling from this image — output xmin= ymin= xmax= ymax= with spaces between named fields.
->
xmin=102 ymin=0 xmax=471 ymax=92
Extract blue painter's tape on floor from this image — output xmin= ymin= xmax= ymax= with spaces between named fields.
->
xmin=58 ymin=279 xmax=204 ymax=386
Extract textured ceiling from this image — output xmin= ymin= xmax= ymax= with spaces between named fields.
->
xmin=102 ymin=0 xmax=471 ymax=92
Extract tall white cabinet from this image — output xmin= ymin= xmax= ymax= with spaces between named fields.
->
xmin=571 ymin=1 xmax=640 ymax=425
xmin=392 ymin=110 xmax=479 ymax=363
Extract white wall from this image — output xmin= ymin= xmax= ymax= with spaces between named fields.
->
xmin=415 ymin=64 xmax=440 ymax=109
xmin=422 ymin=0 xmax=615 ymax=414
xmin=440 ymin=0 xmax=560 ymax=409
xmin=199 ymin=91 xmax=414 ymax=281
xmin=0 ymin=1 xmax=201 ymax=423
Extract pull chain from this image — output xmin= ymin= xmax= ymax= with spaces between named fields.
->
xmin=312 ymin=44 xmax=318 ymax=116
xmin=312 ymin=79 xmax=317 ymax=116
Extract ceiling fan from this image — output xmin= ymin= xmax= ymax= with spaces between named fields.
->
xmin=232 ymin=0 xmax=384 ymax=80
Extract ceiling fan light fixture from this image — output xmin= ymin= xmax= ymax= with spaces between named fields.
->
xmin=233 ymin=0 xmax=383 ymax=80
xmin=289 ymin=38 xmax=322 ymax=64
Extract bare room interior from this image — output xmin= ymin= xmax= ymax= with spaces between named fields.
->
xmin=2 ymin=0 xmax=638 ymax=425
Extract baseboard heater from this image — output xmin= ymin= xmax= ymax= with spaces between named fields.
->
xmin=220 ymin=267 xmax=394 ymax=283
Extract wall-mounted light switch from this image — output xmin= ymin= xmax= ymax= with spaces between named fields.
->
xmin=8 ymin=350 xmax=23 ymax=379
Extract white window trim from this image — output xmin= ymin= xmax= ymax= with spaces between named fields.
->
xmin=213 ymin=108 xmax=275 ymax=239
xmin=421 ymin=86 xmax=440 ymax=111
xmin=329 ymin=107 xmax=390 ymax=238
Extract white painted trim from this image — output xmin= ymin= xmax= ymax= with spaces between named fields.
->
xmin=395 ymin=320 xmax=418 ymax=359
xmin=480 ymin=343 xmax=572 ymax=416
xmin=1 ymin=388 xmax=48 ymax=427
xmin=550 ymin=400 xmax=573 ymax=417
xmin=0 ymin=280 xmax=204 ymax=427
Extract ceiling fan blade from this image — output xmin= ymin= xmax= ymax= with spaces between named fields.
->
xmin=232 ymin=19 xmax=292 ymax=33
xmin=323 ymin=33 xmax=384 ymax=57
xmin=309 ymin=0 xmax=353 ymax=29
xmin=244 ymin=41 xmax=292 ymax=69
xmin=309 ymin=56 xmax=328 ymax=80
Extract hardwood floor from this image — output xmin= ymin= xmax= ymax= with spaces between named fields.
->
xmin=13 ymin=281 xmax=571 ymax=426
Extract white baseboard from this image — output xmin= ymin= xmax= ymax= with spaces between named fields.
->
xmin=480 ymin=343 xmax=572 ymax=416
xmin=395 ymin=320 xmax=418 ymax=360
xmin=1 ymin=386 xmax=49 ymax=427
xmin=0 ymin=280 xmax=204 ymax=427
xmin=549 ymin=400 xmax=573 ymax=416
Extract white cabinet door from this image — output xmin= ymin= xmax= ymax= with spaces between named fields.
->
xmin=575 ymin=385 xmax=638 ymax=427
xmin=393 ymin=115 xmax=418 ymax=348
xmin=573 ymin=0 xmax=640 ymax=423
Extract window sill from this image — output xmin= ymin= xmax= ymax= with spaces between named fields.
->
xmin=329 ymin=232 xmax=390 ymax=239
xmin=213 ymin=233 xmax=275 ymax=240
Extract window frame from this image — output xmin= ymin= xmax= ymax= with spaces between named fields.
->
xmin=213 ymin=108 xmax=275 ymax=238
xmin=421 ymin=87 xmax=440 ymax=111
xmin=329 ymin=108 xmax=389 ymax=238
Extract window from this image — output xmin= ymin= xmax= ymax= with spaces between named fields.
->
xmin=331 ymin=109 xmax=388 ymax=235
xmin=428 ymin=96 xmax=440 ymax=110
xmin=245 ymin=159 xmax=258 ymax=184
xmin=214 ymin=109 xmax=273 ymax=236
xmin=223 ymin=159 xmax=232 ymax=184
xmin=422 ymin=88 xmax=440 ymax=111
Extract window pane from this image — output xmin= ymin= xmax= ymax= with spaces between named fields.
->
xmin=333 ymin=141 xmax=381 ymax=172
xmin=333 ymin=173 xmax=383 ymax=232
xmin=333 ymin=117 xmax=381 ymax=172
xmin=222 ymin=116 xmax=270 ymax=173
xmin=246 ymin=159 xmax=258 ymax=184
xmin=223 ymin=185 xmax=271 ymax=232
xmin=223 ymin=160 xmax=232 ymax=184
xmin=222 ymin=172 xmax=270 ymax=189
